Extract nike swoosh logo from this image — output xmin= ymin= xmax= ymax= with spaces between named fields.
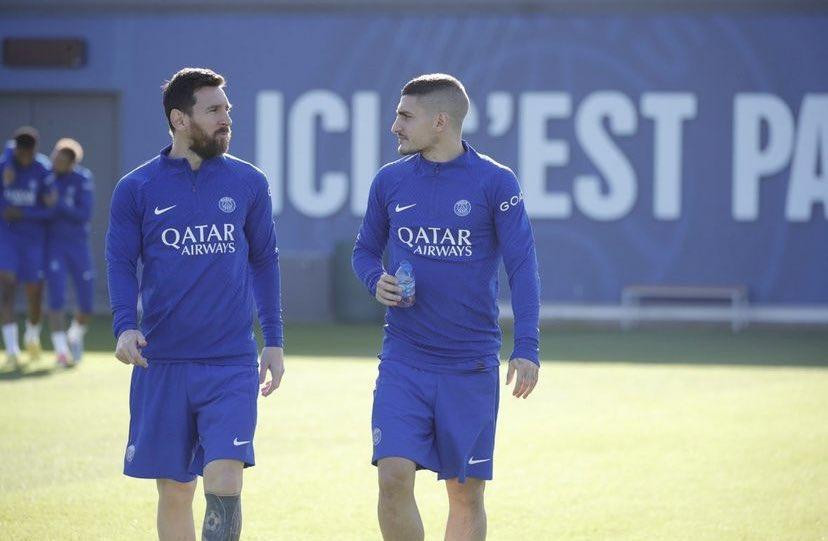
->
xmin=468 ymin=457 xmax=490 ymax=465
xmin=233 ymin=438 xmax=250 ymax=446
xmin=154 ymin=205 xmax=176 ymax=215
xmin=395 ymin=203 xmax=416 ymax=212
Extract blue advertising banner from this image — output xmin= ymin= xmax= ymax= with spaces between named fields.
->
xmin=2 ymin=12 xmax=826 ymax=304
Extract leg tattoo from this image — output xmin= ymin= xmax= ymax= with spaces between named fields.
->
xmin=202 ymin=493 xmax=242 ymax=541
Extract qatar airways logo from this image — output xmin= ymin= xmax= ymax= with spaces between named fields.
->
xmin=3 ymin=183 xmax=37 ymax=206
xmin=161 ymin=223 xmax=236 ymax=256
xmin=397 ymin=226 xmax=472 ymax=257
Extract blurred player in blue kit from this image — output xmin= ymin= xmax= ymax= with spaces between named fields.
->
xmin=353 ymin=74 xmax=541 ymax=541
xmin=45 ymin=138 xmax=94 ymax=366
xmin=0 ymin=127 xmax=54 ymax=368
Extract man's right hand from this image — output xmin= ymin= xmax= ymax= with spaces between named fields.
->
xmin=375 ymin=273 xmax=402 ymax=307
xmin=2 ymin=166 xmax=14 ymax=186
xmin=115 ymin=329 xmax=148 ymax=368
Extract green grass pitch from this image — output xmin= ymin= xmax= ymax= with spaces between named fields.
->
xmin=0 ymin=323 xmax=826 ymax=540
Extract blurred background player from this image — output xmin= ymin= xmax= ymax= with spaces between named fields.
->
xmin=0 ymin=126 xmax=55 ymax=368
xmin=45 ymin=138 xmax=94 ymax=366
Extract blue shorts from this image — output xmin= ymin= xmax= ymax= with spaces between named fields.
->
xmin=124 ymin=362 xmax=259 ymax=483
xmin=46 ymin=240 xmax=94 ymax=312
xmin=371 ymin=360 xmax=500 ymax=482
xmin=0 ymin=229 xmax=44 ymax=283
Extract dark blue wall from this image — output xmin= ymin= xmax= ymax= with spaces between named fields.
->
xmin=2 ymin=11 xmax=827 ymax=304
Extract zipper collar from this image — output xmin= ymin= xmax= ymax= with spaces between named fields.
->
xmin=415 ymin=140 xmax=473 ymax=175
xmin=159 ymin=144 xmax=224 ymax=175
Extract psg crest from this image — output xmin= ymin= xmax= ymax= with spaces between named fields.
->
xmin=219 ymin=196 xmax=236 ymax=213
xmin=454 ymin=199 xmax=471 ymax=217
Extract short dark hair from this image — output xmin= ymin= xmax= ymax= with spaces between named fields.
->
xmin=401 ymin=73 xmax=465 ymax=98
xmin=13 ymin=126 xmax=39 ymax=149
xmin=162 ymin=67 xmax=226 ymax=132
xmin=401 ymin=73 xmax=469 ymax=130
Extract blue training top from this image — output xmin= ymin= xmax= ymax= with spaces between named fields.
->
xmin=47 ymin=166 xmax=94 ymax=243
xmin=106 ymin=146 xmax=283 ymax=364
xmin=0 ymin=144 xmax=53 ymax=240
xmin=352 ymin=140 xmax=540 ymax=373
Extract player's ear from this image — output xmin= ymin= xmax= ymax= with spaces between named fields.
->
xmin=433 ymin=112 xmax=449 ymax=132
xmin=170 ymin=109 xmax=187 ymax=131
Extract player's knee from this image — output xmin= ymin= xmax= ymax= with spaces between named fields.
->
xmin=0 ymin=281 xmax=15 ymax=305
xmin=24 ymin=282 xmax=42 ymax=295
xmin=377 ymin=460 xmax=415 ymax=499
xmin=203 ymin=459 xmax=243 ymax=496
xmin=156 ymin=479 xmax=196 ymax=507
xmin=0 ymin=272 xmax=15 ymax=289
xmin=446 ymin=479 xmax=485 ymax=509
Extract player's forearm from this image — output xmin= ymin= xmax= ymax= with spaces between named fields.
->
xmin=106 ymin=177 xmax=142 ymax=338
xmin=77 ymin=192 xmax=94 ymax=222
xmin=352 ymin=178 xmax=388 ymax=295
xmin=507 ymin=249 xmax=541 ymax=364
xmin=57 ymin=202 xmax=91 ymax=223
xmin=21 ymin=205 xmax=55 ymax=221
xmin=250 ymin=256 xmax=284 ymax=347
xmin=352 ymin=243 xmax=385 ymax=295
xmin=108 ymin=262 xmax=139 ymax=338
xmin=56 ymin=206 xmax=83 ymax=222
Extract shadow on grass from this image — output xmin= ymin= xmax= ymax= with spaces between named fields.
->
xmin=0 ymin=366 xmax=56 ymax=381
xmin=533 ymin=326 xmax=828 ymax=368
xmin=29 ymin=316 xmax=828 ymax=368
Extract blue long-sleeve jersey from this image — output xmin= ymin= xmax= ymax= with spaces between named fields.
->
xmin=46 ymin=166 xmax=94 ymax=243
xmin=106 ymin=146 xmax=283 ymax=364
xmin=352 ymin=141 xmax=540 ymax=373
xmin=0 ymin=145 xmax=54 ymax=240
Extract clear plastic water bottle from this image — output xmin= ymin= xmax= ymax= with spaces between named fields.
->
xmin=395 ymin=260 xmax=415 ymax=307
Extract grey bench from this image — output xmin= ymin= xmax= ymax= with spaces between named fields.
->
xmin=621 ymin=285 xmax=749 ymax=332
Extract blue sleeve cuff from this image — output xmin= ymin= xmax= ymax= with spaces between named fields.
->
xmin=263 ymin=335 xmax=284 ymax=348
xmin=510 ymin=340 xmax=540 ymax=365
xmin=113 ymin=322 xmax=137 ymax=340
xmin=367 ymin=270 xmax=383 ymax=297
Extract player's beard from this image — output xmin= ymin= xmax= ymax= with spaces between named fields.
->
xmin=397 ymin=138 xmax=422 ymax=156
xmin=398 ymin=145 xmax=418 ymax=156
xmin=397 ymin=131 xmax=437 ymax=156
xmin=189 ymin=121 xmax=231 ymax=160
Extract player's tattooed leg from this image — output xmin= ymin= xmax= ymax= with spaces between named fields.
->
xmin=202 ymin=493 xmax=241 ymax=541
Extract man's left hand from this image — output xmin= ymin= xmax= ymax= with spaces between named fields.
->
xmin=259 ymin=346 xmax=284 ymax=397
xmin=43 ymin=191 xmax=57 ymax=207
xmin=2 ymin=207 xmax=23 ymax=221
xmin=506 ymin=358 xmax=539 ymax=399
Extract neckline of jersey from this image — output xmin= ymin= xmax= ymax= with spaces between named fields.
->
xmin=159 ymin=144 xmax=225 ymax=174
xmin=415 ymin=140 xmax=473 ymax=173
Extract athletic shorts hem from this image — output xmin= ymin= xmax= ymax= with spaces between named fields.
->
xmin=437 ymin=468 xmax=494 ymax=482
xmin=190 ymin=455 xmax=255 ymax=477
xmin=123 ymin=468 xmax=196 ymax=484
xmin=371 ymin=452 xmax=440 ymax=474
